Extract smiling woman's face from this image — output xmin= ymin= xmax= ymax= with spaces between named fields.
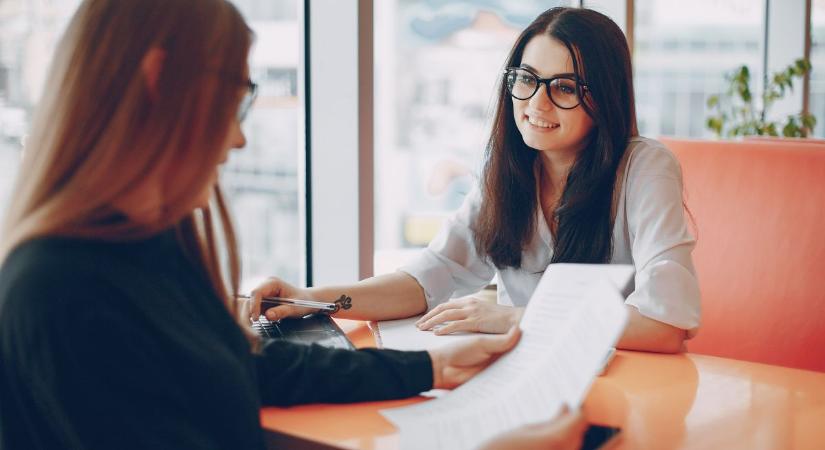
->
xmin=512 ymin=34 xmax=594 ymax=156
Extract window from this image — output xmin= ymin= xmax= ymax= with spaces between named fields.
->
xmin=633 ymin=0 xmax=764 ymax=138
xmin=373 ymin=0 xmax=571 ymax=275
xmin=0 ymin=0 xmax=305 ymax=290
xmin=210 ymin=0 xmax=305 ymax=290
xmin=0 ymin=0 xmax=83 ymax=221
xmin=811 ymin=0 xmax=825 ymax=137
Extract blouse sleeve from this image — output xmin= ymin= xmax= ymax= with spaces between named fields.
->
xmin=623 ymin=143 xmax=702 ymax=337
xmin=399 ymin=186 xmax=497 ymax=311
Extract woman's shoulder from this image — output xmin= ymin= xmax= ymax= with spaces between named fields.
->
xmin=1 ymin=236 xmax=117 ymax=281
xmin=624 ymin=136 xmax=683 ymax=179
xmin=0 ymin=237 xmax=125 ymax=322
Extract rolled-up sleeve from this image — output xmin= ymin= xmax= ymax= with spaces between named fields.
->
xmin=623 ymin=145 xmax=701 ymax=337
xmin=400 ymin=187 xmax=497 ymax=310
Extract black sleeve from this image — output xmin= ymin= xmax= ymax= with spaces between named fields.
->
xmin=0 ymin=267 xmax=226 ymax=450
xmin=254 ymin=340 xmax=433 ymax=406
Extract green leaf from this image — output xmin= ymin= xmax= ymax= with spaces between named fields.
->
xmin=706 ymin=116 xmax=724 ymax=136
xmin=802 ymin=113 xmax=817 ymax=130
xmin=782 ymin=117 xmax=800 ymax=137
xmin=707 ymin=95 xmax=719 ymax=108
xmin=795 ymin=58 xmax=812 ymax=74
xmin=741 ymin=86 xmax=752 ymax=102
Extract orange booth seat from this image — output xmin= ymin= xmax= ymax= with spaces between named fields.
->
xmin=659 ymin=137 xmax=825 ymax=372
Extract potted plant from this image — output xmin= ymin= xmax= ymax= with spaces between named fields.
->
xmin=706 ymin=58 xmax=816 ymax=138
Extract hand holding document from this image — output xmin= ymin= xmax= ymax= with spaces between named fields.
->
xmin=380 ymin=264 xmax=633 ymax=450
xmin=374 ymin=315 xmax=491 ymax=397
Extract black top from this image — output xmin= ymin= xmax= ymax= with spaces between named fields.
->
xmin=0 ymin=232 xmax=432 ymax=450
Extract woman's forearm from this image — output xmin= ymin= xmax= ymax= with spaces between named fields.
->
xmin=617 ymin=305 xmax=686 ymax=353
xmin=307 ymin=272 xmax=428 ymax=321
xmin=308 ymin=276 xmax=687 ymax=353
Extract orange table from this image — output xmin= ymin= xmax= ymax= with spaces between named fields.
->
xmin=261 ymin=320 xmax=825 ymax=449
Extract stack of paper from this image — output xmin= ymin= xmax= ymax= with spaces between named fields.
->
xmin=380 ymin=263 xmax=633 ymax=450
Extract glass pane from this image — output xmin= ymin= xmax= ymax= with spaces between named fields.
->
xmin=214 ymin=0 xmax=304 ymax=290
xmin=0 ymin=0 xmax=305 ymax=290
xmin=0 ymin=0 xmax=84 ymax=225
xmin=811 ymin=0 xmax=825 ymax=137
xmin=634 ymin=0 xmax=764 ymax=138
xmin=373 ymin=1 xmax=570 ymax=275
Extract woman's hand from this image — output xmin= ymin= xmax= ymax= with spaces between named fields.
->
xmin=479 ymin=406 xmax=588 ymax=450
xmin=427 ymin=327 xmax=520 ymax=389
xmin=416 ymin=297 xmax=525 ymax=335
xmin=248 ymin=277 xmax=320 ymax=322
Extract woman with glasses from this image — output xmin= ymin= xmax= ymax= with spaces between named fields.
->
xmin=0 ymin=1 xmax=595 ymax=448
xmin=255 ymin=7 xmax=700 ymax=354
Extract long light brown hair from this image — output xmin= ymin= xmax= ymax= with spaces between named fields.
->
xmin=1 ymin=0 xmax=251 ymax=323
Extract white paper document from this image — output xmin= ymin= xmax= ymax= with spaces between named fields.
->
xmin=373 ymin=316 xmax=480 ymax=351
xmin=380 ymin=264 xmax=633 ymax=450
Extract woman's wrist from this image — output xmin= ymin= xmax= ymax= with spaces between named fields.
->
xmin=303 ymin=287 xmax=324 ymax=300
xmin=427 ymin=349 xmax=443 ymax=388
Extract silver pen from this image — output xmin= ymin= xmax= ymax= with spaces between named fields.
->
xmin=237 ymin=294 xmax=337 ymax=312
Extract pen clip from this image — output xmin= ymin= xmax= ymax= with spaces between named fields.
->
xmin=324 ymin=295 xmax=353 ymax=315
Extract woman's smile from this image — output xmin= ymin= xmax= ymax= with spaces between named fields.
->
xmin=524 ymin=113 xmax=560 ymax=131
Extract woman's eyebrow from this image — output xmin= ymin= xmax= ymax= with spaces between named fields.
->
xmin=519 ymin=63 xmax=576 ymax=79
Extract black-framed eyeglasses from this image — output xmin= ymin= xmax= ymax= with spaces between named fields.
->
xmin=237 ymin=79 xmax=258 ymax=122
xmin=503 ymin=67 xmax=588 ymax=110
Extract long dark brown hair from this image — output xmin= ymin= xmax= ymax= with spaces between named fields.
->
xmin=473 ymin=7 xmax=637 ymax=268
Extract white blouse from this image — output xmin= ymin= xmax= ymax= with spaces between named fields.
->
xmin=400 ymin=136 xmax=701 ymax=337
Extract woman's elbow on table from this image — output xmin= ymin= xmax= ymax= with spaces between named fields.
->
xmin=618 ymin=306 xmax=687 ymax=354
xmin=650 ymin=327 xmax=687 ymax=354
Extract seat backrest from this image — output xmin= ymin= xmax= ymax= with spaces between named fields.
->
xmin=660 ymin=137 xmax=825 ymax=372
xmin=743 ymin=135 xmax=825 ymax=145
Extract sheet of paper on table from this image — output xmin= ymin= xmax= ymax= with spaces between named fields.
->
xmin=373 ymin=316 xmax=480 ymax=351
xmin=380 ymin=263 xmax=633 ymax=450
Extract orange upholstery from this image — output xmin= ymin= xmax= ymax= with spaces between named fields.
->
xmin=743 ymin=135 xmax=825 ymax=145
xmin=660 ymin=137 xmax=825 ymax=372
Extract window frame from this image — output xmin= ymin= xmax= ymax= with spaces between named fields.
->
xmin=305 ymin=0 xmax=813 ymax=286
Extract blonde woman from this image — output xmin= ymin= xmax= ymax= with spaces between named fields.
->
xmin=0 ymin=1 xmax=586 ymax=449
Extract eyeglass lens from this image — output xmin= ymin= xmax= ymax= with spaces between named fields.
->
xmin=505 ymin=68 xmax=580 ymax=109
xmin=237 ymin=82 xmax=257 ymax=122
